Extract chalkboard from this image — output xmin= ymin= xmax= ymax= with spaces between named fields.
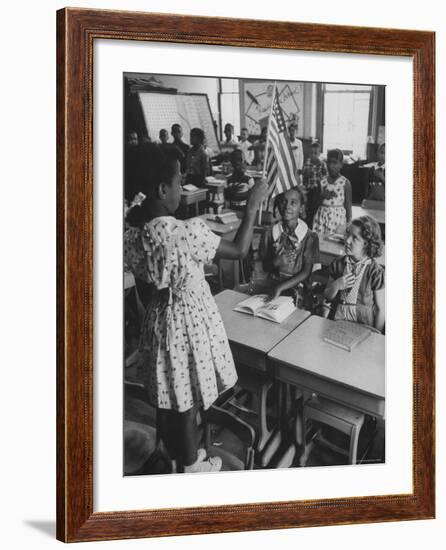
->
xmin=137 ymin=92 xmax=220 ymax=153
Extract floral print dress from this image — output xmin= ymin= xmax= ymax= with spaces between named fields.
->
xmin=312 ymin=175 xmax=350 ymax=234
xmin=124 ymin=216 xmax=237 ymax=412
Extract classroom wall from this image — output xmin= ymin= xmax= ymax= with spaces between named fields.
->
xmin=133 ymin=74 xmax=314 ymax=140
xmin=2 ymin=2 xmax=444 ymax=550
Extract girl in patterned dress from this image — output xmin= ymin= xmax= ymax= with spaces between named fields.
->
xmin=312 ymin=148 xmax=352 ymax=234
xmin=323 ymin=215 xmax=385 ymax=332
xmin=124 ymin=144 xmax=267 ymax=473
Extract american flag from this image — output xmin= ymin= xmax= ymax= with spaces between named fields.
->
xmin=264 ymin=87 xmax=299 ymax=198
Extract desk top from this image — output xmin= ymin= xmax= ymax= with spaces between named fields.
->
xmin=352 ymin=205 xmax=385 ymax=225
xmin=318 ymin=233 xmax=385 ymax=267
xmin=181 ymin=188 xmax=208 ymax=197
xmin=269 ymin=315 xmax=385 ymax=399
xmin=215 ymin=289 xmax=311 ymax=354
xmin=200 ymin=213 xmax=242 ymax=236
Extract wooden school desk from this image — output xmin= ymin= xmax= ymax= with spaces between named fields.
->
xmin=200 ymin=213 xmax=242 ymax=289
xmin=215 ymin=289 xmax=311 ymax=452
xmin=268 ymin=315 xmax=385 ymax=465
xmin=180 ymin=188 xmax=208 ymax=217
xmin=318 ymin=233 xmax=385 ymax=267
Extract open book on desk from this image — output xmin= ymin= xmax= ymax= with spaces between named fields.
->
xmin=233 ymin=294 xmax=296 ymax=324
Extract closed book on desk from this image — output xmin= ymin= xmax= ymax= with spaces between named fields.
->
xmin=234 ymin=294 xmax=296 ymax=324
xmin=323 ymin=321 xmax=371 ymax=352
xmin=215 ymin=212 xmax=239 ymax=225
xmin=183 ymin=183 xmax=200 ymax=192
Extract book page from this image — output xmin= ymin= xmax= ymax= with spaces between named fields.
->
xmin=234 ymin=294 xmax=269 ymax=314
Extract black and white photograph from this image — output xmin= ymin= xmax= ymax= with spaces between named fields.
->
xmin=123 ymin=72 xmax=386 ymax=476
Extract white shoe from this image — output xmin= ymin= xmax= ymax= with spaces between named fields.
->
xmin=197 ymin=448 xmax=207 ymax=462
xmin=184 ymin=456 xmax=222 ymax=473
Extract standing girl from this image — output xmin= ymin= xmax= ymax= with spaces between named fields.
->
xmin=323 ymin=215 xmax=385 ymax=332
xmin=302 ymin=140 xmax=327 ymax=228
xmin=312 ymin=148 xmax=352 ymax=234
xmin=124 ymin=144 xmax=267 ymax=473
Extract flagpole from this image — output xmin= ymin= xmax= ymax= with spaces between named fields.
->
xmin=258 ymin=81 xmax=277 ymax=226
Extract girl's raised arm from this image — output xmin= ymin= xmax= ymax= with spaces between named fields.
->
xmin=215 ymin=180 xmax=268 ymax=260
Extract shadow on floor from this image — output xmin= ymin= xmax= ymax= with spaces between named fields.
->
xmin=23 ymin=520 xmax=56 ymax=538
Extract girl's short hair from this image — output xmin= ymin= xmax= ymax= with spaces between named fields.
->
xmin=125 ymin=144 xmax=181 ymax=226
xmin=349 ymin=215 xmax=384 ymax=258
xmin=190 ymin=127 xmax=205 ymax=143
xmin=224 ymin=123 xmax=234 ymax=132
xmin=327 ymin=148 xmax=344 ymax=163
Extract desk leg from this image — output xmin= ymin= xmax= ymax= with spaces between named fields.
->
xmin=233 ymin=260 xmax=240 ymax=288
xmin=257 ymin=379 xmax=273 ymax=452
xmin=259 ymin=381 xmax=283 ymax=467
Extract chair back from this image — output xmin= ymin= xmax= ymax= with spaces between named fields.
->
xmin=203 ymin=405 xmax=256 ymax=470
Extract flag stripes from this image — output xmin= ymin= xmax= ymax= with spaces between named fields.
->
xmin=264 ymin=87 xmax=299 ymax=198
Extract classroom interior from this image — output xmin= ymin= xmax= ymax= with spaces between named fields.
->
xmin=124 ymin=73 xmax=386 ymax=476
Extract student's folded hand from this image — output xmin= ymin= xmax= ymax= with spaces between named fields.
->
xmin=336 ymin=273 xmax=356 ymax=291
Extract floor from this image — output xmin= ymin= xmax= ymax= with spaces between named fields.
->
xmin=124 ymin=383 xmax=385 ymax=475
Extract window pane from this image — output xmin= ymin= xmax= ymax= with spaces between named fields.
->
xmin=323 ymin=91 xmax=370 ymax=159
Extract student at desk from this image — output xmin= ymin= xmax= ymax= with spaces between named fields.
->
xmin=324 ymin=215 xmax=385 ymax=332
xmin=185 ymin=128 xmax=212 ymax=187
xmin=123 ymin=143 xmax=268 ymax=473
xmin=261 ymin=186 xmax=320 ymax=309
xmin=226 ymin=149 xmax=254 ymax=209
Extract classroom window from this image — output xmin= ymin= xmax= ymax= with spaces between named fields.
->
xmin=322 ymin=84 xmax=372 ymax=160
xmin=219 ymin=78 xmax=240 ymax=138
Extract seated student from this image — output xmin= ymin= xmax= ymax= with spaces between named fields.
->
xmin=367 ymin=143 xmax=385 ymax=201
xmin=251 ymin=126 xmax=268 ymax=168
xmin=238 ymin=127 xmax=254 ymax=165
xmin=323 ymin=215 xmax=385 ymax=332
xmin=261 ymin=186 xmax=320 ymax=308
xmin=313 ymin=148 xmax=352 ymax=234
xmin=185 ymin=128 xmax=212 ymax=187
xmin=226 ymin=149 xmax=254 ymax=209
xmin=302 ymin=140 xmax=327 ymax=228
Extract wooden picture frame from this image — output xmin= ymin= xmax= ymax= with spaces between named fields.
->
xmin=56 ymin=7 xmax=435 ymax=542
